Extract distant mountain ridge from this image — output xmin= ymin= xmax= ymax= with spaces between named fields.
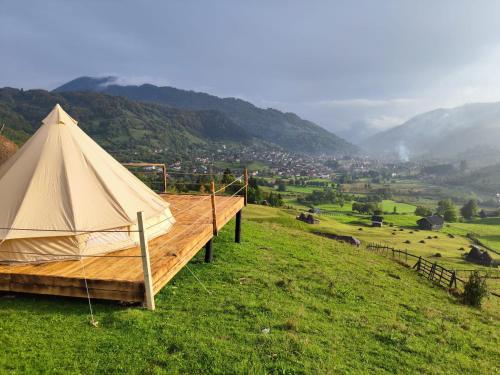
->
xmin=54 ymin=76 xmax=358 ymax=156
xmin=362 ymin=102 xmax=500 ymax=164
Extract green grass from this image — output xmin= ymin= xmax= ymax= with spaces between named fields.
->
xmin=381 ymin=200 xmax=416 ymax=214
xmin=0 ymin=205 xmax=498 ymax=373
xmin=444 ymin=217 xmax=500 ymax=253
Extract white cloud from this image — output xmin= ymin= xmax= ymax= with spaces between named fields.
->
xmin=309 ymin=98 xmax=417 ymax=108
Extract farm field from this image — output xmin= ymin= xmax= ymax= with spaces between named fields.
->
xmin=0 ymin=205 xmax=497 ymax=374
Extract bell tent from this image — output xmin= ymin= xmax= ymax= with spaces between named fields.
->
xmin=0 ymin=104 xmax=175 ymax=263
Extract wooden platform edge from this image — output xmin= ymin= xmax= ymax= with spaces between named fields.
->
xmin=0 ymin=196 xmax=244 ymax=303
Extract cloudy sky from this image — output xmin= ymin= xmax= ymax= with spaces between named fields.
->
xmin=2 ymin=1 xmax=500 ymax=142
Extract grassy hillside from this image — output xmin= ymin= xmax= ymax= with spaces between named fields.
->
xmin=54 ymin=76 xmax=358 ymax=156
xmin=0 ymin=134 xmax=17 ymax=165
xmin=0 ymin=205 xmax=497 ymax=374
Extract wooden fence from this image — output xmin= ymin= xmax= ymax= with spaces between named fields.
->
xmin=367 ymin=242 xmax=458 ymax=286
xmin=365 ymin=243 xmax=500 ymax=297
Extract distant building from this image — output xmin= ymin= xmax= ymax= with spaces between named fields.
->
xmin=371 ymin=215 xmax=384 ymax=227
xmin=465 ymin=246 xmax=493 ymax=266
xmin=297 ymin=213 xmax=320 ymax=224
xmin=417 ymin=215 xmax=444 ymax=231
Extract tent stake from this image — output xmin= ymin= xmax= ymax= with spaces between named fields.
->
xmin=137 ymin=211 xmax=155 ymax=311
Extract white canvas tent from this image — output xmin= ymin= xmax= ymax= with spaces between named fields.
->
xmin=0 ymin=104 xmax=175 ymax=263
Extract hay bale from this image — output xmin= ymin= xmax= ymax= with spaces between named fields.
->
xmin=404 ymin=240 xmax=411 ymax=244
xmin=419 ymin=240 xmax=426 ymax=244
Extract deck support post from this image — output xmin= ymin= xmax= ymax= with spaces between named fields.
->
xmin=235 ymin=210 xmax=242 ymax=243
xmin=244 ymin=168 xmax=249 ymax=206
xmin=205 ymin=239 xmax=213 ymax=263
xmin=210 ymin=181 xmax=218 ymax=236
xmin=137 ymin=211 xmax=155 ymax=311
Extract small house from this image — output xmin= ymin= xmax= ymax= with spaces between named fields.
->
xmin=417 ymin=215 xmax=444 ymax=231
xmin=371 ymin=215 xmax=384 ymax=227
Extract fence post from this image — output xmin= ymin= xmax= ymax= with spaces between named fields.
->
xmin=137 ymin=211 xmax=155 ymax=311
xmin=244 ymin=168 xmax=249 ymax=206
xmin=414 ymin=256 xmax=421 ymax=271
xmin=449 ymin=271 xmax=456 ymax=288
xmin=210 ymin=181 xmax=218 ymax=236
xmin=429 ymin=262 xmax=436 ymax=280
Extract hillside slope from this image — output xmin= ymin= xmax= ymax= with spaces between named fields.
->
xmin=0 ymin=205 xmax=497 ymax=373
xmin=0 ymin=88 xmax=257 ymax=162
xmin=0 ymin=134 xmax=17 ymax=166
xmin=54 ymin=76 xmax=358 ymax=156
xmin=363 ymin=102 xmax=500 ymax=163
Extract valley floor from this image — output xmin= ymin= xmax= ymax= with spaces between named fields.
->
xmin=0 ymin=205 xmax=498 ymax=374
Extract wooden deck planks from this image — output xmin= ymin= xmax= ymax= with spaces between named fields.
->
xmin=0 ymin=194 xmax=244 ymax=302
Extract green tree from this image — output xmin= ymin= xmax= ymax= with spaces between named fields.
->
xmin=247 ymin=177 xmax=262 ymax=203
xmin=277 ymin=180 xmax=286 ymax=192
xmin=415 ymin=206 xmax=432 ymax=217
xmin=443 ymin=206 xmax=458 ymax=222
xmin=460 ymin=199 xmax=478 ymax=219
xmin=437 ymin=199 xmax=458 ymax=222
xmin=222 ymin=168 xmax=235 ymax=185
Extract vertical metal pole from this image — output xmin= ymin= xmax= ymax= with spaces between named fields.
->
xmin=210 ymin=181 xmax=218 ymax=236
xmin=163 ymin=164 xmax=167 ymax=193
xmin=137 ymin=211 xmax=155 ymax=311
xmin=235 ymin=210 xmax=242 ymax=243
xmin=204 ymin=239 xmax=213 ymax=263
xmin=244 ymin=168 xmax=249 ymax=206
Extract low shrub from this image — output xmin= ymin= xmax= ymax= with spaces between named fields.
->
xmin=462 ymin=272 xmax=488 ymax=307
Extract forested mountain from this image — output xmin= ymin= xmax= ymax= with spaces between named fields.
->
xmin=54 ymin=76 xmax=357 ymax=155
xmin=0 ymin=88 xmax=259 ymax=163
xmin=362 ymin=102 xmax=500 ymax=165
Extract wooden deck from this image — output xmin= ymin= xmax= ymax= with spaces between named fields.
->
xmin=0 ymin=194 xmax=244 ymax=303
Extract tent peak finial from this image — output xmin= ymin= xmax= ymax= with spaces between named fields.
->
xmin=42 ymin=104 xmax=78 ymax=126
